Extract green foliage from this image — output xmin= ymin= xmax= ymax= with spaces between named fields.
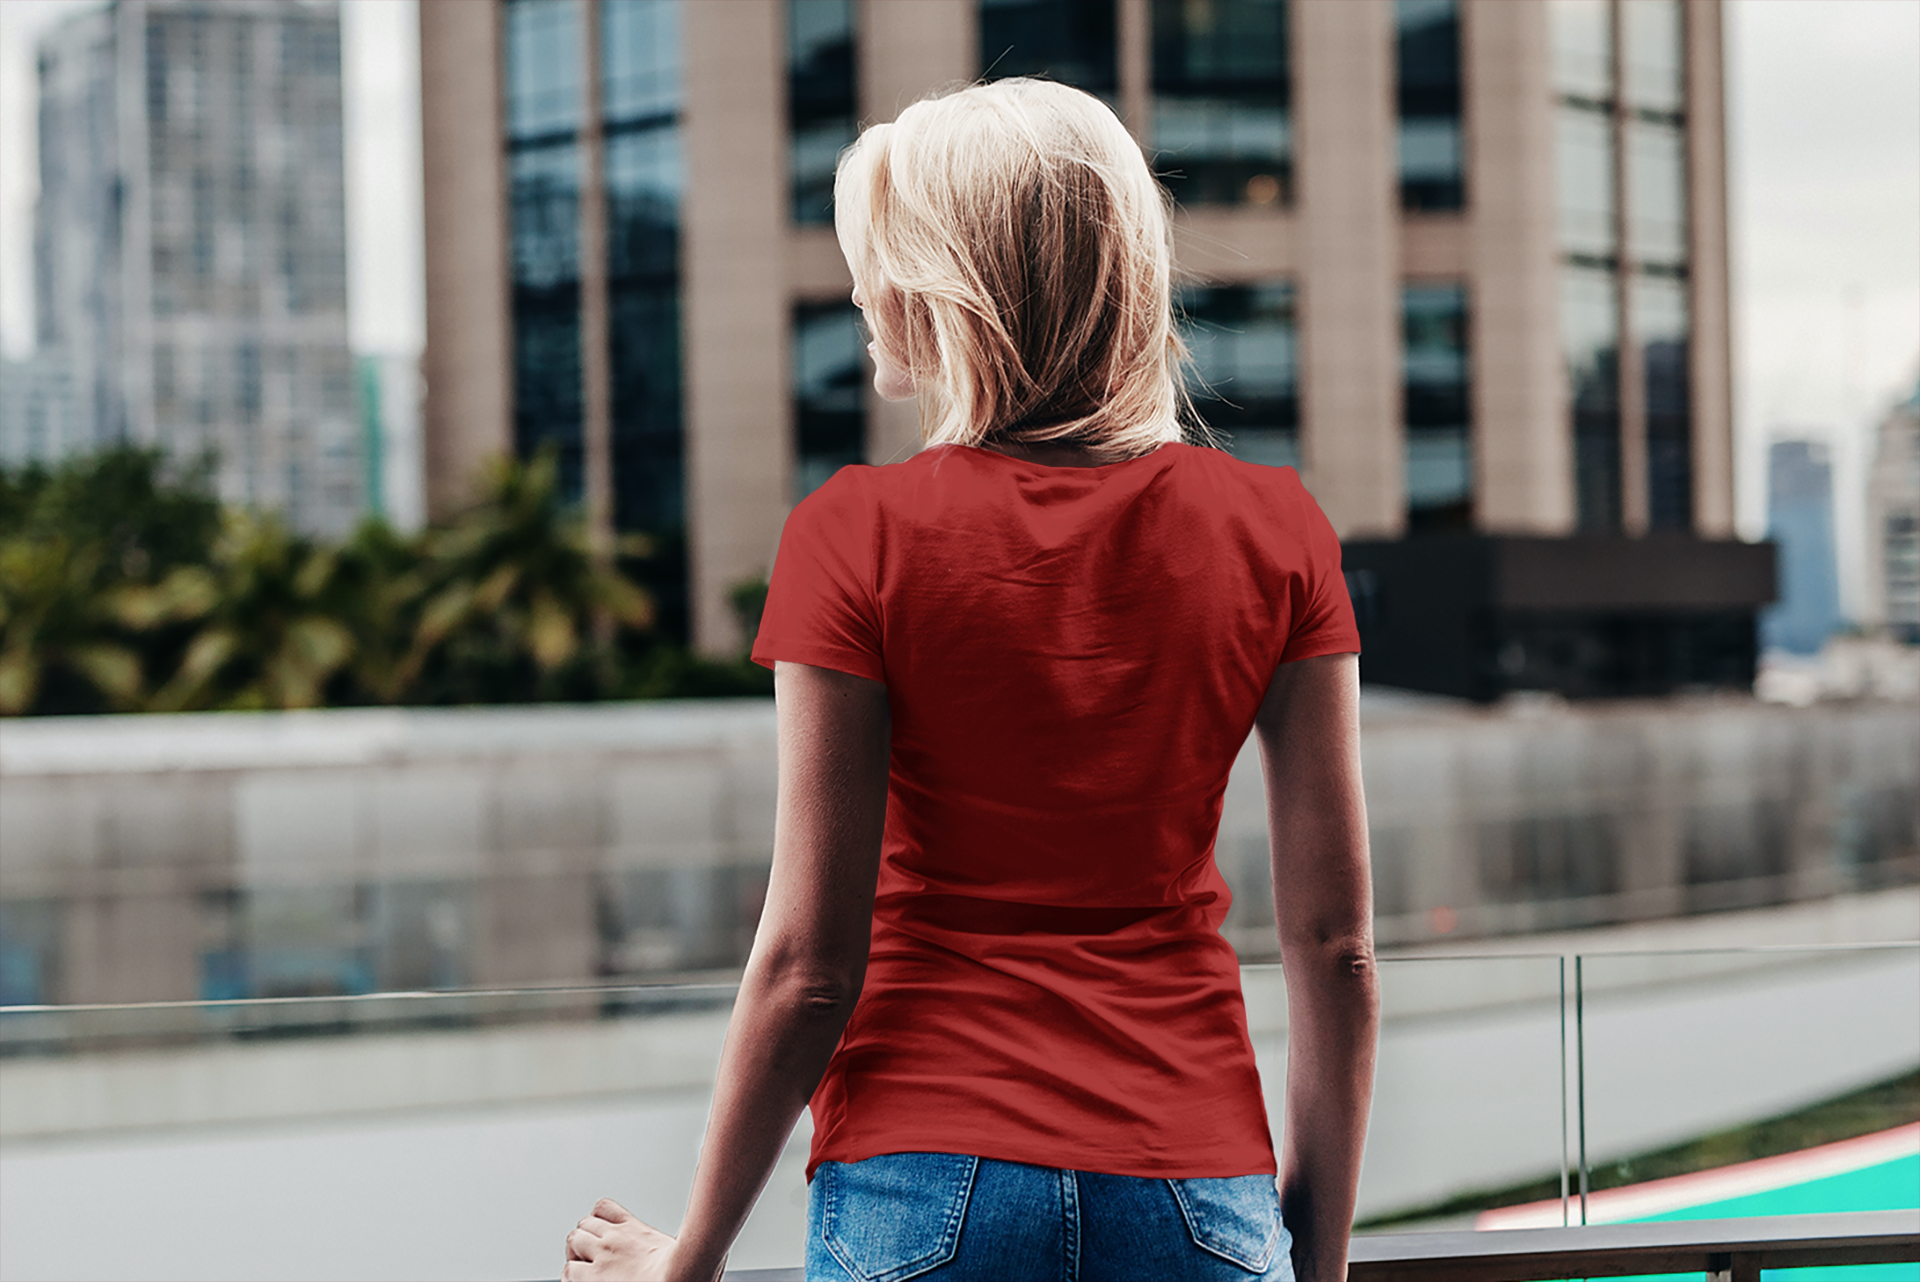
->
xmin=0 ymin=449 xmax=220 ymax=714
xmin=0 ymin=446 xmax=769 ymax=715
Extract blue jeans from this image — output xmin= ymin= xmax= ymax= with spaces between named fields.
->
xmin=805 ymin=1152 xmax=1296 ymax=1282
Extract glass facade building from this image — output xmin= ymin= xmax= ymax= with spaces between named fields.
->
xmin=502 ymin=0 xmax=688 ymax=632
xmin=1151 ymin=0 xmax=1291 ymax=207
xmin=603 ymin=0 xmax=686 ymax=540
xmin=505 ymin=0 xmax=585 ymax=499
xmin=1549 ymin=0 xmax=1692 ymax=533
xmin=34 ymin=1 xmax=361 ymax=535
xmin=1179 ymin=282 xmax=1299 ymax=469
xmin=789 ymin=0 xmax=856 ymax=224
xmin=1403 ymin=283 xmax=1471 ymax=529
xmin=981 ymin=0 xmax=1117 ymax=97
xmin=1622 ymin=0 xmax=1691 ymax=531
xmin=792 ymin=302 xmax=867 ymax=499
xmin=424 ymin=0 xmax=1739 ymax=688
xmin=1395 ymin=0 xmax=1463 ymax=211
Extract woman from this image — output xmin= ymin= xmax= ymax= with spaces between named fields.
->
xmin=564 ymin=78 xmax=1378 ymax=1282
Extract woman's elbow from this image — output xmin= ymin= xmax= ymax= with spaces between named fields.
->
xmin=756 ymin=951 xmax=864 ymax=1021
xmin=1284 ymin=927 xmax=1379 ymax=990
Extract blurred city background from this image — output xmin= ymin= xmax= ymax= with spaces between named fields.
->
xmin=0 ymin=1 xmax=1915 ymax=1279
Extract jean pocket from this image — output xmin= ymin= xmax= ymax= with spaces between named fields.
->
xmin=1166 ymin=1174 xmax=1285 ymax=1273
xmin=819 ymin=1151 xmax=980 ymax=1282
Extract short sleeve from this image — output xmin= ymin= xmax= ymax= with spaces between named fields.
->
xmin=1277 ymin=474 xmax=1361 ymax=664
xmin=750 ymin=469 xmax=886 ymax=683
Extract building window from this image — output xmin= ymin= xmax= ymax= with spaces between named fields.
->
xmin=1626 ymin=119 xmax=1686 ymax=268
xmin=981 ymin=0 xmax=1117 ymax=98
xmin=1622 ymin=0 xmax=1684 ymax=115
xmin=1549 ymin=0 xmax=1612 ymax=100
xmin=506 ymin=0 xmax=583 ymax=141
xmin=793 ymin=303 xmax=866 ymax=500
xmin=1395 ymin=0 xmax=1463 ymax=211
xmin=506 ymin=0 xmax=586 ymax=500
xmin=1551 ymin=0 xmax=1619 ymax=531
xmin=603 ymin=0 xmax=678 ymax=122
xmin=1563 ymin=264 xmax=1620 ymax=532
xmin=789 ymin=0 xmax=856 ymax=225
xmin=1150 ymin=0 xmax=1290 ymax=208
xmin=604 ymin=0 xmax=688 ymax=634
xmin=1403 ymin=283 xmax=1472 ymax=530
xmin=1554 ymin=106 xmax=1615 ymax=260
xmin=1636 ymin=272 xmax=1689 ymax=530
xmin=509 ymin=143 xmax=585 ymax=497
xmin=1179 ymin=281 xmax=1298 ymax=468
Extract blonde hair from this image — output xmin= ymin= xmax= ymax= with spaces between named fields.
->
xmin=834 ymin=78 xmax=1195 ymax=462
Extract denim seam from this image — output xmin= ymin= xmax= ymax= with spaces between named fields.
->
xmin=1060 ymin=1168 xmax=1082 ymax=1282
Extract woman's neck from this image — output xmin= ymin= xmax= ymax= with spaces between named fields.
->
xmin=976 ymin=440 xmax=1115 ymax=469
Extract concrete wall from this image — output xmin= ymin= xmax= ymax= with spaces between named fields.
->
xmin=2 ymin=694 xmax=1914 ymax=1005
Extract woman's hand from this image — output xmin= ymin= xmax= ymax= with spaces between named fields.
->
xmin=562 ymin=1199 xmax=683 ymax=1281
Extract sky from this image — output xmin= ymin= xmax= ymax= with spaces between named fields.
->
xmin=1 ymin=0 xmax=1916 ymax=611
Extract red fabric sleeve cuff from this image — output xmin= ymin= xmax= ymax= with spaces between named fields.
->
xmin=749 ymin=638 xmax=887 ymax=684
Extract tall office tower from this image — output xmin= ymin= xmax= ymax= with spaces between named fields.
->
xmin=418 ymin=0 xmax=1770 ymax=695
xmin=1761 ymin=440 xmax=1841 ymax=657
xmin=0 ymin=351 xmax=84 ymax=466
xmin=1864 ymin=384 xmax=1920 ymax=645
xmin=34 ymin=0 xmax=362 ymax=537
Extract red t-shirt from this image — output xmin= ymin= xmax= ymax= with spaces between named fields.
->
xmin=750 ymin=442 xmax=1359 ymax=1180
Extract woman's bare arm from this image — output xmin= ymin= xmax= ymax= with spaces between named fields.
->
xmin=1255 ymin=653 xmax=1379 ymax=1282
xmin=673 ymin=661 xmax=889 ymax=1281
xmin=566 ymin=661 xmax=889 ymax=1282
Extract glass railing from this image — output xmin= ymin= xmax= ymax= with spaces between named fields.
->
xmin=2 ymin=945 xmax=1915 ymax=1280
xmin=1568 ymin=944 xmax=1920 ymax=1244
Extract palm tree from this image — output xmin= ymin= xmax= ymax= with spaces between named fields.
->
xmin=0 ymin=537 xmax=145 ymax=714
xmin=389 ymin=450 xmax=655 ymax=703
xmin=140 ymin=511 xmax=357 ymax=712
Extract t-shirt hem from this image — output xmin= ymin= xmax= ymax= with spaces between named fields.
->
xmin=807 ymin=1133 xmax=1278 ymax=1182
xmin=1277 ymin=637 xmax=1361 ymax=665
xmin=749 ymin=637 xmax=885 ymax=684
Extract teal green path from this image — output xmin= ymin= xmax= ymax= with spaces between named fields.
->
xmin=1568 ymin=1154 xmax=1919 ymax=1282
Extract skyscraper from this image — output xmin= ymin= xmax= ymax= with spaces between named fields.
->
xmin=1762 ymin=439 xmax=1841 ymax=656
xmin=34 ymin=0 xmax=363 ymax=537
xmin=418 ymin=0 xmax=1771 ymax=694
xmin=1864 ymin=384 xmax=1920 ymax=645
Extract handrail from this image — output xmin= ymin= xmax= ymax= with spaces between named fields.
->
xmin=1345 ymin=1211 xmax=1920 ymax=1282
xmin=705 ymin=1211 xmax=1920 ymax=1282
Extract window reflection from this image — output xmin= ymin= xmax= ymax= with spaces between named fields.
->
xmin=1556 ymin=105 xmax=1616 ymax=259
xmin=1396 ymin=0 xmax=1463 ymax=211
xmin=1563 ymin=264 xmax=1621 ymax=532
xmin=603 ymin=0 xmax=687 ymax=633
xmin=1403 ymin=283 xmax=1472 ymax=529
xmin=1627 ymin=118 xmax=1686 ymax=267
xmin=1548 ymin=0 xmax=1612 ymax=101
xmin=506 ymin=0 xmax=581 ymax=141
xmin=1622 ymin=0 xmax=1684 ymax=115
xmin=509 ymin=143 xmax=584 ymax=500
xmin=793 ymin=303 xmax=867 ymax=500
xmin=1636 ymin=273 xmax=1690 ymax=530
xmin=1178 ymin=282 xmax=1298 ymax=469
xmin=789 ymin=0 xmax=856 ymax=225
xmin=1151 ymin=0 xmax=1289 ymax=207
xmin=981 ymin=0 xmax=1117 ymax=96
xmin=604 ymin=0 xmax=679 ymax=121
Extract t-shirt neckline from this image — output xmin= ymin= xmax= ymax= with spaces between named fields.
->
xmin=951 ymin=441 xmax=1184 ymax=475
